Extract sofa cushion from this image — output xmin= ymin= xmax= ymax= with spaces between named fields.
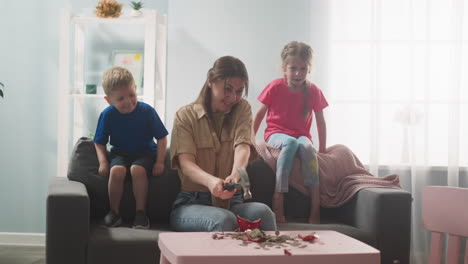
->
xmin=114 ymin=153 xmax=180 ymax=223
xmin=247 ymin=158 xmax=275 ymax=207
xmin=67 ymin=137 xmax=181 ymax=223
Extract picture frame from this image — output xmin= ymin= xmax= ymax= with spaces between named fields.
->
xmin=111 ymin=50 xmax=144 ymax=93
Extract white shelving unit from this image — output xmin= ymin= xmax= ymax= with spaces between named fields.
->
xmin=57 ymin=8 xmax=167 ymax=176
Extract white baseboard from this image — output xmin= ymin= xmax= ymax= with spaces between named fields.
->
xmin=0 ymin=232 xmax=45 ymax=246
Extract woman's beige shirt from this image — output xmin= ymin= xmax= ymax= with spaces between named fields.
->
xmin=170 ymin=99 xmax=256 ymax=193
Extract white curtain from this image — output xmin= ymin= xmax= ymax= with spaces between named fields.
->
xmin=324 ymin=0 xmax=467 ymax=263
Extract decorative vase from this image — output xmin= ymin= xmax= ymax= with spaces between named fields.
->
xmin=86 ymin=84 xmax=97 ymax=94
xmin=130 ymin=9 xmax=142 ymax=17
xmin=236 ymin=215 xmax=262 ymax=231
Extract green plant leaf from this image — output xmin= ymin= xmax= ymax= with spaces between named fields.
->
xmin=130 ymin=1 xmax=143 ymax=10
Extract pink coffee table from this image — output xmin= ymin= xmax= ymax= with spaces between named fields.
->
xmin=158 ymin=230 xmax=380 ymax=264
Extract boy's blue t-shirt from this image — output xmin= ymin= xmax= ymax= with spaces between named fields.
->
xmin=94 ymin=102 xmax=168 ymax=155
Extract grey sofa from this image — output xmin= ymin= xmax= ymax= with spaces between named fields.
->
xmin=46 ymin=138 xmax=412 ymax=264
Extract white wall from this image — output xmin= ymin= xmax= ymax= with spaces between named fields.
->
xmin=0 ymin=0 xmax=329 ymax=233
xmin=0 ymin=0 xmax=168 ymax=233
xmin=166 ymin=0 xmax=330 ymax=142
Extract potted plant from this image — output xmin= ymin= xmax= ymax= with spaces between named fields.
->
xmin=130 ymin=1 xmax=143 ymax=17
xmin=94 ymin=0 xmax=123 ymax=18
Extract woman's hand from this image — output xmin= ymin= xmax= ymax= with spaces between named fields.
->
xmin=224 ymin=170 xmax=240 ymax=184
xmin=178 ymin=154 xmax=235 ymax=199
xmin=209 ymin=177 xmax=236 ymax=200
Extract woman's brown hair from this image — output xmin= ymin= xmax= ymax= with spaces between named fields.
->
xmin=195 ymin=56 xmax=249 ymax=114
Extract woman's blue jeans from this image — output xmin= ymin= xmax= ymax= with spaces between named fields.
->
xmin=170 ymin=191 xmax=277 ymax=232
xmin=267 ymin=133 xmax=319 ymax=193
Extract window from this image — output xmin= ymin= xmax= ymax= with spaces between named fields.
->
xmin=327 ymin=0 xmax=468 ymax=166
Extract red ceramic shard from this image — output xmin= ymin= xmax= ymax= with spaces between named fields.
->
xmin=236 ymin=215 xmax=262 ymax=231
xmin=298 ymin=233 xmax=318 ymax=242
xmin=284 ymin=249 xmax=292 ymax=256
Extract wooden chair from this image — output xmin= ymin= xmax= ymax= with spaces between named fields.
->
xmin=422 ymin=186 xmax=468 ymax=264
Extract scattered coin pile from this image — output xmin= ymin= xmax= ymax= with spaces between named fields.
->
xmin=212 ymin=229 xmax=320 ymax=255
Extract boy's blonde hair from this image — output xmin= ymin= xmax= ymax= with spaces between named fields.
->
xmin=281 ymin=41 xmax=314 ymax=119
xmin=102 ymin=67 xmax=135 ymax=96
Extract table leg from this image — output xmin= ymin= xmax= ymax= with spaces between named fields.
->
xmin=160 ymin=253 xmax=170 ymax=264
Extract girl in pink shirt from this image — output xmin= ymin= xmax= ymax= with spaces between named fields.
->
xmin=253 ymin=41 xmax=328 ymax=224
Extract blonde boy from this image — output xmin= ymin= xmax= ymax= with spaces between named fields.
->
xmin=94 ymin=67 xmax=168 ymax=229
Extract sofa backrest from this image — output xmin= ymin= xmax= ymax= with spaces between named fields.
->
xmin=67 ymin=137 xmax=315 ymax=224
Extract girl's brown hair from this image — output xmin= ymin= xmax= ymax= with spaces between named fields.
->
xmin=195 ymin=56 xmax=249 ymax=114
xmin=281 ymin=41 xmax=313 ymax=119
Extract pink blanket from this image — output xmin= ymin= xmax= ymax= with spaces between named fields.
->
xmin=255 ymin=142 xmax=401 ymax=208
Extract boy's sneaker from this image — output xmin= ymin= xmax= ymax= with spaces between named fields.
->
xmin=102 ymin=210 xmax=122 ymax=228
xmin=133 ymin=210 xmax=150 ymax=229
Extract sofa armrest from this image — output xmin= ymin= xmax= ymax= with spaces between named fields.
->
xmin=349 ymin=188 xmax=412 ymax=264
xmin=46 ymin=177 xmax=90 ymax=264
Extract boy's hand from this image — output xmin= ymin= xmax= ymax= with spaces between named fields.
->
xmin=98 ymin=163 xmax=109 ymax=177
xmin=152 ymin=162 xmax=164 ymax=176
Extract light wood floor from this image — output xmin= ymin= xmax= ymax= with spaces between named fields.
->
xmin=0 ymin=245 xmax=45 ymax=264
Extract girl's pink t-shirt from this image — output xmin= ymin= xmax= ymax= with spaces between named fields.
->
xmin=258 ymin=78 xmax=328 ymax=141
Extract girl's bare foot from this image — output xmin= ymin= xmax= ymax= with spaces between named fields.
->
xmin=276 ymin=214 xmax=287 ymax=223
xmin=308 ymin=187 xmax=320 ymax=224
xmin=272 ymin=193 xmax=286 ymax=223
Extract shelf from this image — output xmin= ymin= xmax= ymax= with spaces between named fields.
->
xmin=71 ymin=15 xmax=147 ymax=25
xmin=71 ymin=9 xmax=153 ymax=25
xmin=70 ymin=93 xmax=146 ymax=101
xmin=57 ymin=8 xmax=167 ymax=177
xmin=70 ymin=93 xmax=104 ymax=98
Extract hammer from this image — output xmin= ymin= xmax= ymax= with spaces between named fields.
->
xmin=222 ymin=168 xmax=252 ymax=200
xmin=215 ymin=167 xmax=253 ymax=208
xmin=236 ymin=167 xmax=252 ymax=200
